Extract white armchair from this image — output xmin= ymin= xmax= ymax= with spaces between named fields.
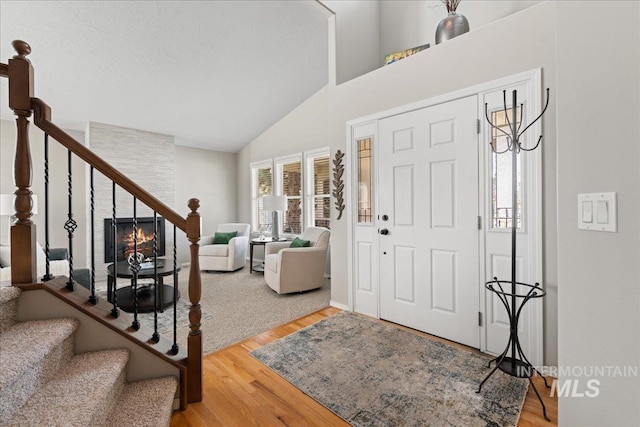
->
xmin=264 ymin=227 xmax=330 ymax=294
xmin=199 ymin=223 xmax=250 ymax=272
xmin=0 ymin=243 xmax=70 ymax=283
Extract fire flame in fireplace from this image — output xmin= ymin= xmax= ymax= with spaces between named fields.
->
xmin=123 ymin=228 xmax=156 ymax=259
xmin=127 ymin=228 xmax=154 ymax=245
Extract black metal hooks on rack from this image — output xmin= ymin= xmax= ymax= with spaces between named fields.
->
xmin=476 ymin=88 xmax=551 ymax=422
xmin=484 ymin=88 xmax=550 ymax=153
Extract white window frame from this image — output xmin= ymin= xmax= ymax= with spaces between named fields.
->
xmin=250 ymin=159 xmax=273 ymax=233
xmin=274 ymin=153 xmax=303 ymax=236
xmin=251 ymin=148 xmax=331 ymax=238
xmin=304 ymin=147 xmax=331 ymax=230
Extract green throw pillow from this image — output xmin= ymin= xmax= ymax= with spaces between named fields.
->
xmin=213 ymin=231 xmax=238 ymax=244
xmin=290 ymin=237 xmax=311 ymax=248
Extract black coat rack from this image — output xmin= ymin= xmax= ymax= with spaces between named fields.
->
xmin=476 ymin=88 xmax=551 ymax=421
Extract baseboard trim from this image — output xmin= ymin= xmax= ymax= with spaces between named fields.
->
xmin=330 ymin=300 xmax=349 ymax=311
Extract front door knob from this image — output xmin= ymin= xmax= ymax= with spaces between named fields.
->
xmin=380 ymin=228 xmax=389 ymax=235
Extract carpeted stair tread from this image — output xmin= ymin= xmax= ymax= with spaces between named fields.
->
xmin=0 ymin=286 xmax=21 ymax=332
xmin=0 ymin=318 xmax=79 ymax=420
xmin=0 ymin=285 xmax=21 ymax=303
xmin=107 ymin=376 xmax=178 ymax=427
xmin=6 ymin=348 xmax=130 ymax=427
xmin=0 ymin=318 xmax=79 ymax=388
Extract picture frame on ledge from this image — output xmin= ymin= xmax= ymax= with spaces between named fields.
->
xmin=383 ymin=43 xmax=430 ymax=66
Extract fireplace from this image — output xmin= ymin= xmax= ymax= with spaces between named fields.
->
xmin=103 ymin=217 xmax=166 ymax=263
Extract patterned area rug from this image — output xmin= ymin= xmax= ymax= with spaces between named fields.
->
xmin=251 ymin=312 xmax=528 ymax=427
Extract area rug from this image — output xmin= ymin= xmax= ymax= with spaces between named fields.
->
xmin=251 ymin=312 xmax=528 ymax=427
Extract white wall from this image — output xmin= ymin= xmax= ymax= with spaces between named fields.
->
xmin=237 ymin=85 xmax=330 ymax=225
xmin=320 ymin=1 xmax=380 ymax=85
xmin=555 ymin=2 xmax=640 ymax=425
xmin=379 ymin=0 xmax=431 ymax=56
xmin=174 ymin=145 xmax=237 ymax=264
xmin=321 ymin=0 xmax=542 ymax=85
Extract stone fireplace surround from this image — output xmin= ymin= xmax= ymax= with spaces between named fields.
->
xmin=87 ymin=122 xmax=175 ymax=280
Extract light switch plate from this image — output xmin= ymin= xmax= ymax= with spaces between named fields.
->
xmin=578 ymin=192 xmax=617 ymax=232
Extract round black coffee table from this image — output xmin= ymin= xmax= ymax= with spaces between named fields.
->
xmin=249 ymin=237 xmax=288 ymax=273
xmin=106 ymin=258 xmax=181 ymax=313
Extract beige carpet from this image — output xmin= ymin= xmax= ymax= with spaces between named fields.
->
xmin=99 ymin=263 xmax=331 ymax=354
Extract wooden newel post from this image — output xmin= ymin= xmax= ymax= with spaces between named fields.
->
xmin=8 ymin=40 xmax=37 ymax=284
xmin=185 ymin=198 xmax=202 ymax=403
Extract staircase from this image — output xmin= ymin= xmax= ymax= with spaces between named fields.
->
xmin=0 ymin=39 xmax=203 ymax=409
xmin=0 ymin=286 xmax=177 ymax=426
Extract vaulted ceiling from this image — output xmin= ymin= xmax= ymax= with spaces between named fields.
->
xmin=0 ymin=1 xmax=330 ymax=152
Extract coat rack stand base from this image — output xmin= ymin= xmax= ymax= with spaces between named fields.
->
xmin=476 ymin=279 xmax=550 ymax=422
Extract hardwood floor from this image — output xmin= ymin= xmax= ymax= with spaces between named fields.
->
xmin=171 ymin=307 xmax=557 ymax=426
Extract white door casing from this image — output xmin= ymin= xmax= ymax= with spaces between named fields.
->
xmin=378 ymin=96 xmax=480 ymax=348
xmin=350 ymin=122 xmax=379 ymax=318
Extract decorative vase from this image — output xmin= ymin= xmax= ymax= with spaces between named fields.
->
xmin=435 ymin=11 xmax=469 ymax=44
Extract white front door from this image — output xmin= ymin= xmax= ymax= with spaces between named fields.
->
xmin=378 ymin=96 xmax=480 ymax=348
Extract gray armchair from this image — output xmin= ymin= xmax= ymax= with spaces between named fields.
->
xmin=264 ymin=227 xmax=330 ymax=294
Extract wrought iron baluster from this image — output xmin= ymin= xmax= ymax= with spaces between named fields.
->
xmin=64 ymin=149 xmax=77 ymax=290
xmin=42 ymin=133 xmax=53 ymax=281
xmin=170 ymin=224 xmax=179 ymax=354
xmin=151 ymin=211 xmax=160 ymax=343
xmin=130 ymin=197 xmax=140 ymax=330
xmin=88 ymin=166 xmax=97 ymax=304
xmin=110 ymin=182 xmax=119 ymax=318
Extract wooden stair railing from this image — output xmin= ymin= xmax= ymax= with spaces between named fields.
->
xmin=0 ymin=40 xmax=203 ymax=404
